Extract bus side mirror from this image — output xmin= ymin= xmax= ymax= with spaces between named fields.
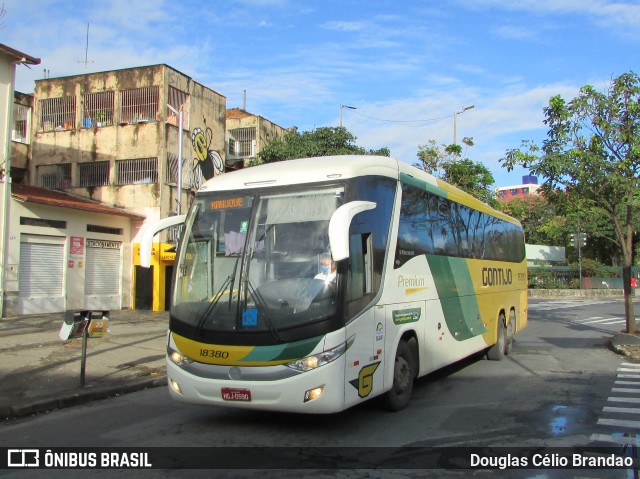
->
xmin=328 ymin=201 xmax=376 ymax=261
xmin=140 ymin=215 xmax=187 ymax=268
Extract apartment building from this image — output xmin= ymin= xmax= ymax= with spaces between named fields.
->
xmin=495 ymin=175 xmax=541 ymax=201
xmin=226 ymin=107 xmax=287 ymax=169
xmin=4 ymin=64 xmax=227 ymax=316
xmin=0 ymin=44 xmax=40 ymax=318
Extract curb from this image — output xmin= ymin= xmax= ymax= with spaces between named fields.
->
xmin=609 ymin=332 xmax=640 ymax=361
xmin=1 ymin=375 xmax=167 ymax=420
xmin=610 ymin=342 xmax=640 ymax=360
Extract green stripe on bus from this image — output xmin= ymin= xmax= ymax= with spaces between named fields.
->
xmin=267 ymin=335 xmax=324 ymax=362
xmin=240 ymin=336 xmax=323 ymax=362
xmin=427 ymin=255 xmax=486 ymax=341
xmin=400 ymin=172 xmax=448 ymax=198
xmin=240 ymin=343 xmax=288 ymax=362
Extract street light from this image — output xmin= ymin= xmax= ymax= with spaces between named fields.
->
xmin=340 ymin=104 xmax=356 ymax=127
xmin=453 ymin=104 xmax=475 ymax=147
xmin=166 ymin=104 xmax=183 ymax=215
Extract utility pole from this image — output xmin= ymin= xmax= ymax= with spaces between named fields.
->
xmin=167 ymin=105 xmax=183 ymax=214
xmin=339 ymin=104 xmax=356 ymax=127
xmin=453 ymin=105 xmax=475 ymax=156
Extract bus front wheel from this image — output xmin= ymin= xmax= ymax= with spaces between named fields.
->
xmin=487 ymin=313 xmax=506 ymax=361
xmin=383 ymin=339 xmax=416 ymax=411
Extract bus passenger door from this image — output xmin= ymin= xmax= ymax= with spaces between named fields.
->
xmin=343 ymin=229 xmax=385 ymax=408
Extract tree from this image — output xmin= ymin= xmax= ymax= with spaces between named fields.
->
xmin=415 ymin=138 xmax=497 ymax=205
xmin=501 ymin=71 xmax=640 ymax=334
xmin=256 ymin=126 xmax=389 ymax=164
xmin=498 ymin=194 xmax=567 ymax=246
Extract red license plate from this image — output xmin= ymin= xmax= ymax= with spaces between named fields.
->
xmin=221 ymin=388 xmax=252 ymax=402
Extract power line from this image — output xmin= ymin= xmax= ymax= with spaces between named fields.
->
xmin=348 ymin=109 xmax=454 ymax=127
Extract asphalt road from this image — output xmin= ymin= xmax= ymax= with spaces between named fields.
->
xmin=1 ymin=297 xmax=638 ymax=479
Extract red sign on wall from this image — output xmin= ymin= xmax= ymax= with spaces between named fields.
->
xmin=70 ymin=236 xmax=85 ymax=255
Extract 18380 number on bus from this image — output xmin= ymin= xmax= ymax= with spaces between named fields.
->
xmin=200 ymin=349 xmax=230 ymax=359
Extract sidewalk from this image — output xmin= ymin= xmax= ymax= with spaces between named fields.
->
xmin=0 ymin=309 xmax=169 ymax=420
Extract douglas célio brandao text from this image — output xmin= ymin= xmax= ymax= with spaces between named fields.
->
xmin=470 ymin=452 xmax=633 ymax=470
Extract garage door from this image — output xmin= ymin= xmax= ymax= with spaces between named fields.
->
xmin=85 ymin=239 xmax=122 ymax=296
xmin=19 ymin=236 xmax=64 ymax=297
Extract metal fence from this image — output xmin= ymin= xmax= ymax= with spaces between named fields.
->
xmin=119 ymin=86 xmax=159 ymax=124
xmin=116 ymin=158 xmax=158 ymax=185
xmin=39 ymin=96 xmax=76 ymax=131
xmin=78 ymin=161 xmax=110 ymax=187
xmin=82 ymin=91 xmax=115 ymax=128
xmin=38 ymin=164 xmax=72 ymax=189
xmin=528 ymin=266 xmax=640 ymax=289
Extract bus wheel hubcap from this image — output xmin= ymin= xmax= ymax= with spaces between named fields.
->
xmin=395 ymin=357 xmax=410 ymax=391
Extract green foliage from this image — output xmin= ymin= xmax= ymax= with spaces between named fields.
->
xmin=500 ymin=71 xmax=640 ymax=332
xmin=415 ymin=138 xmax=496 ymax=206
xmin=256 ymin=126 xmax=389 ymax=164
xmin=577 ymin=258 xmax=609 ymax=277
xmin=497 ymin=195 xmax=566 ymax=245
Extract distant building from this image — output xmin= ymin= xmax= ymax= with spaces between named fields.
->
xmin=226 ymin=108 xmax=288 ymax=169
xmin=4 ymin=64 xmax=227 ymax=316
xmin=0 ymin=43 xmax=41 ymax=318
xmin=495 ymin=175 xmax=541 ymax=201
xmin=2 ymin=60 xmax=292 ymax=318
xmin=5 ymin=184 xmax=143 ymax=316
xmin=10 ymin=91 xmax=35 ymax=184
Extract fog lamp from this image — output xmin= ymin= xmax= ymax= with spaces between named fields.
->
xmin=169 ymin=378 xmax=182 ymax=394
xmin=304 ymin=385 xmax=324 ymax=402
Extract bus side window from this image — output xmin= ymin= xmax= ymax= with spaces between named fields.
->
xmin=347 ymin=232 xmax=372 ymax=302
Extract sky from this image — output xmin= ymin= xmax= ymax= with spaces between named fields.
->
xmin=3 ymin=0 xmax=639 ymax=187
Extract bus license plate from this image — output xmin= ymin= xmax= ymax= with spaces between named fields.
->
xmin=221 ymin=388 xmax=251 ymax=402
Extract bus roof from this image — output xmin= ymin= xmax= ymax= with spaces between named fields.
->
xmin=199 ymin=155 xmax=401 ymax=193
xmin=198 ymin=155 xmax=519 ymax=225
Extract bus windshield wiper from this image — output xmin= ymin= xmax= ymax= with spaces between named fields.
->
xmin=246 ymin=280 xmax=282 ymax=342
xmin=194 ymin=255 xmax=242 ymax=336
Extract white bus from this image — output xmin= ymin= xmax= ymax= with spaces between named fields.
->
xmin=141 ymin=155 xmax=528 ymax=413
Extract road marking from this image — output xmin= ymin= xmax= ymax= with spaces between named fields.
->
xmin=528 ymin=300 xmax=620 ymax=312
xmin=574 ymin=317 xmax=624 ymax=324
xmin=597 ymin=418 xmax=640 ymax=429
xmin=608 ymin=397 xmax=640 ymax=404
xmin=592 ymin=362 xmax=640 ymax=449
xmin=590 ymin=433 xmax=639 ymax=446
xmin=612 ymin=387 xmax=640 ymax=393
xmin=528 ymin=302 xmax=593 ymax=311
xmin=603 ymin=406 xmax=640 ymax=414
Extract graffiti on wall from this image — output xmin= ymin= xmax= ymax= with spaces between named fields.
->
xmin=191 ymin=127 xmax=224 ymax=187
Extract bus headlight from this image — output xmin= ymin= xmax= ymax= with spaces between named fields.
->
xmin=168 ymin=346 xmax=193 ymax=367
xmin=286 ymin=336 xmax=354 ymax=372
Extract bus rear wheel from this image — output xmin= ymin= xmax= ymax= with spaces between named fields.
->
xmin=487 ymin=313 xmax=506 ymax=361
xmin=383 ymin=339 xmax=415 ymax=411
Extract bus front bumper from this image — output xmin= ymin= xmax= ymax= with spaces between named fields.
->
xmin=165 ymin=358 xmax=346 ymax=414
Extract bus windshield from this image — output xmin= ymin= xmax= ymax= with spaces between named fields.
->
xmin=172 ymin=187 xmax=345 ymax=341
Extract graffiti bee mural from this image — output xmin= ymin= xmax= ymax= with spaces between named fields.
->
xmin=191 ymin=126 xmax=224 ymax=183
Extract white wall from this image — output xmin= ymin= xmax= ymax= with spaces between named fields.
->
xmin=3 ymin=198 xmax=135 ymax=316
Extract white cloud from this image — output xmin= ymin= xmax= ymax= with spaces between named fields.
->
xmin=322 ymin=21 xmax=368 ymax=32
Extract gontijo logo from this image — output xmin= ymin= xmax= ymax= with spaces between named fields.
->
xmin=482 ymin=267 xmax=513 ymax=286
